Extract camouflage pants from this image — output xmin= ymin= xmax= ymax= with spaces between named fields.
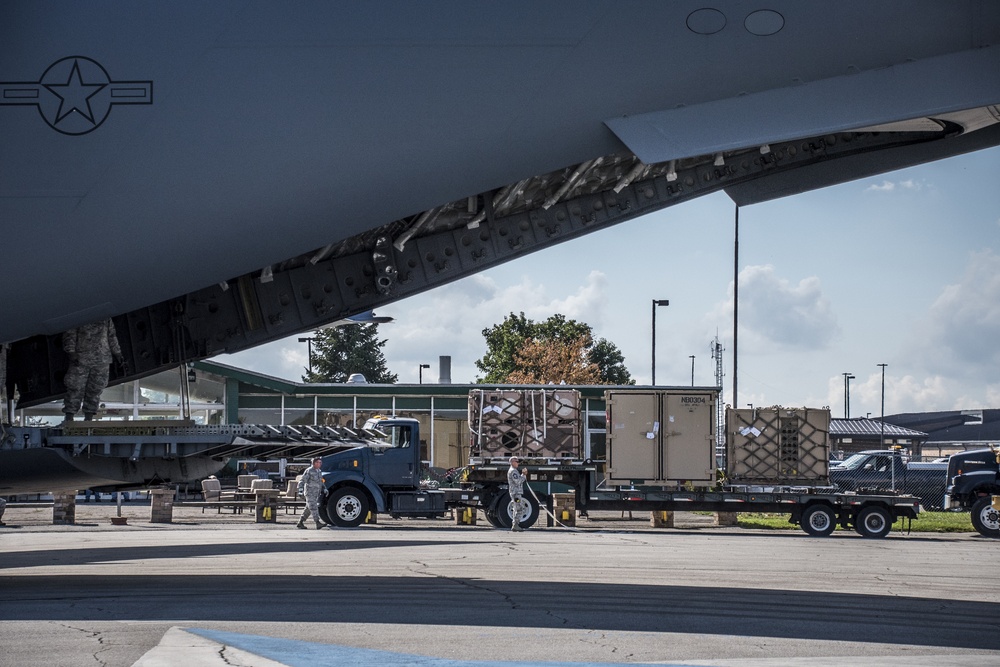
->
xmin=63 ymin=362 xmax=109 ymax=416
xmin=510 ymin=494 xmax=527 ymax=529
xmin=300 ymin=493 xmax=324 ymax=527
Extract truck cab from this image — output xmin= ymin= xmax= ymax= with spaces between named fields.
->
xmin=944 ymin=446 xmax=1000 ymax=537
xmin=319 ymin=417 xmax=447 ymax=526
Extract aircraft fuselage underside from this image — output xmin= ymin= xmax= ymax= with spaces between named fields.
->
xmin=8 ymin=117 xmax=1000 ymax=407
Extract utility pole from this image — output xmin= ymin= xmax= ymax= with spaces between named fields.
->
xmin=711 ymin=335 xmax=725 ymax=456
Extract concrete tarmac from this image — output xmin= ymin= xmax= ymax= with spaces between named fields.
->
xmin=0 ymin=503 xmax=998 ymax=667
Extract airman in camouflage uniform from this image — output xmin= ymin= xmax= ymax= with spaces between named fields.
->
xmin=62 ymin=319 xmax=123 ymax=422
xmin=296 ymin=457 xmax=326 ymax=529
xmin=507 ymin=456 xmax=528 ymax=531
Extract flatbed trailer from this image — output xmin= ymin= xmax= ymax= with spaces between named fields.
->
xmin=442 ymin=457 xmax=921 ymax=538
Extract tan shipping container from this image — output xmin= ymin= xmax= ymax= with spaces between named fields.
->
xmin=605 ymin=389 xmax=716 ymax=486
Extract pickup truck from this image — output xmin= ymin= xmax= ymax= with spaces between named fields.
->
xmin=830 ymin=450 xmax=947 ymax=510
xmin=944 ymin=446 xmax=1000 ymax=538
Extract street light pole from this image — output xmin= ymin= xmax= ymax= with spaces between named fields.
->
xmin=651 ymin=299 xmax=669 ymax=385
xmin=689 ymin=355 xmax=695 ymax=386
xmin=418 ymin=363 xmax=430 ymax=384
xmin=842 ymin=372 xmax=855 ymax=418
xmin=298 ymin=337 xmax=315 ymax=376
xmin=878 ymin=363 xmax=889 ymax=487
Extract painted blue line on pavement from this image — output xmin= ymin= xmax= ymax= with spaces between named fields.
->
xmin=187 ymin=628 xmax=711 ymax=667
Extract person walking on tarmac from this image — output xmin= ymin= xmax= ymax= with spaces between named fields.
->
xmin=507 ymin=456 xmax=528 ymax=532
xmin=296 ymin=457 xmax=326 ymax=529
xmin=62 ymin=319 xmax=124 ymax=422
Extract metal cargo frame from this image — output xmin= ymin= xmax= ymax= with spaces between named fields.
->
xmin=726 ymin=407 xmax=830 ymax=485
xmin=468 ymin=389 xmax=581 ymax=458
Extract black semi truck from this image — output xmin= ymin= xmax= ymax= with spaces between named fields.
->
xmin=944 ymin=445 xmax=1000 ymax=538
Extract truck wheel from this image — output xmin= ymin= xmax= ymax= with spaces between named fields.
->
xmin=495 ymin=491 xmax=540 ymax=529
xmin=853 ymin=506 xmax=893 ymax=538
xmin=800 ymin=504 xmax=836 ymax=537
xmin=970 ymin=496 xmax=1000 ymax=538
xmin=318 ymin=500 xmax=332 ymax=525
xmin=326 ymin=487 xmax=369 ymax=528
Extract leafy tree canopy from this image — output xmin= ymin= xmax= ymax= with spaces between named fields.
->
xmin=476 ymin=312 xmax=634 ymax=385
xmin=303 ymin=323 xmax=398 ymax=384
xmin=506 ymin=337 xmax=601 ymax=385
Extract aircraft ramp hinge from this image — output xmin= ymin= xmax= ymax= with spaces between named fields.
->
xmin=372 ymin=236 xmax=398 ymax=295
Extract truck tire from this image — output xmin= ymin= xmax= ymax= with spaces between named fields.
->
xmin=495 ymin=491 xmax=540 ymax=529
xmin=318 ymin=499 xmax=332 ymax=525
xmin=970 ymin=496 xmax=1000 ymax=538
xmin=484 ymin=501 xmax=503 ymax=527
xmin=853 ymin=505 xmax=893 ymax=538
xmin=326 ymin=487 xmax=370 ymax=528
xmin=800 ymin=504 xmax=836 ymax=537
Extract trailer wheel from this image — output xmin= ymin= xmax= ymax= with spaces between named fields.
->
xmin=326 ymin=487 xmax=369 ymax=528
xmin=495 ymin=491 xmax=540 ymax=529
xmin=484 ymin=504 xmax=503 ymax=528
xmin=970 ymin=496 xmax=1000 ymax=538
xmin=800 ymin=504 xmax=836 ymax=537
xmin=853 ymin=506 xmax=893 ymax=538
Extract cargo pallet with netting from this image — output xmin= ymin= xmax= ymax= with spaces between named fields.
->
xmin=468 ymin=388 xmax=581 ymax=459
xmin=726 ymin=407 xmax=830 ymax=486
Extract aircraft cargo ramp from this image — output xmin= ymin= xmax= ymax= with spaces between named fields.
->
xmin=0 ymin=422 xmax=385 ymax=494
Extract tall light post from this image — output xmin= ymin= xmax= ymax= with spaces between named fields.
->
xmin=298 ymin=336 xmax=316 ymax=376
xmin=418 ymin=363 xmax=430 ymax=384
xmin=877 ymin=364 xmax=888 ymax=442
xmin=842 ymin=372 xmax=855 ymax=418
xmin=878 ymin=363 xmax=889 ymax=487
xmin=651 ymin=299 xmax=669 ymax=385
xmin=689 ymin=355 xmax=695 ymax=386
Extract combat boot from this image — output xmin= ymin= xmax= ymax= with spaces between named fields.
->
xmin=296 ymin=520 xmax=307 ymax=529
xmin=83 ymin=412 xmax=95 ymax=421
xmin=61 ymin=412 xmax=74 ymax=424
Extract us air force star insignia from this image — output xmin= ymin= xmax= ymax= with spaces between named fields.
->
xmin=1 ymin=56 xmax=152 ymax=135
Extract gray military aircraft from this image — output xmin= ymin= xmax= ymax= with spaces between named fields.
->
xmin=2 ymin=1 xmax=999 ymax=411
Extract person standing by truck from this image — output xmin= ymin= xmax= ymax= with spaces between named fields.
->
xmin=507 ymin=456 xmax=528 ymax=532
xmin=296 ymin=457 xmax=325 ymax=530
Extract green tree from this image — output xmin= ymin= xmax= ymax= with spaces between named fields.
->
xmin=303 ymin=323 xmax=398 ymax=383
xmin=475 ymin=312 xmax=634 ymax=384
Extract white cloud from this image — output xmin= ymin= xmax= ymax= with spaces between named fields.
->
xmin=709 ymin=265 xmax=838 ymax=353
xmin=865 ymin=178 xmax=928 ymax=193
xmin=913 ymin=250 xmax=1000 ymax=380
xmin=381 ymin=270 xmax=611 ymax=383
xmin=866 ymin=180 xmax=895 ymax=192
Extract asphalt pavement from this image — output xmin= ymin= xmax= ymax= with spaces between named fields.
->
xmin=0 ymin=503 xmax=997 ymax=667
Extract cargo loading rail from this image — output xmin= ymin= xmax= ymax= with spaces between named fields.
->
xmin=1 ymin=423 xmax=389 ymax=461
xmin=0 ymin=422 xmax=396 ymax=494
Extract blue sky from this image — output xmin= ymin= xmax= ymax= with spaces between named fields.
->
xmin=217 ymin=145 xmax=1000 ymax=416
